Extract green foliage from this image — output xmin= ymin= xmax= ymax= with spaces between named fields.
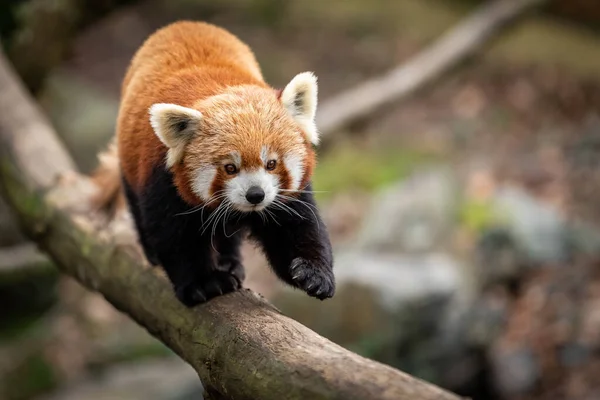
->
xmin=313 ymin=144 xmax=439 ymax=200
xmin=3 ymin=354 xmax=57 ymax=400
xmin=248 ymin=0 xmax=289 ymax=29
xmin=458 ymin=199 xmax=508 ymax=233
xmin=458 ymin=199 xmax=499 ymax=233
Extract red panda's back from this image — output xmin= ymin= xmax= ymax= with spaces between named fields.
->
xmin=117 ymin=21 xmax=265 ymax=192
xmin=122 ymin=21 xmax=263 ymax=94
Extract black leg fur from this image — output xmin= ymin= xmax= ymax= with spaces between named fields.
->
xmin=122 ymin=178 xmax=159 ymax=266
xmin=126 ymin=167 xmax=244 ymax=307
xmin=214 ymin=229 xmax=246 ymax=285
xmin=249 ymin=185 xmax=335 ymax=300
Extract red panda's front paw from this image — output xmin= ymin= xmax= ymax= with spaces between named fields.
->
xmin=217 ymin=256 xmax=246 ymax=284
xmin=175 ymin=271 xmax=241 ymax=307
xmin=289 ymin=257 xmax=335 ymax=300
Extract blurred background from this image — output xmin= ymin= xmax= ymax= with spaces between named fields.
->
xmin=1 ymin=0 xmax=600 ymax=399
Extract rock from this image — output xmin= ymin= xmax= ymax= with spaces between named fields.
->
xmin=474 ymin=227 xmax=524 ymax=286
xmin=559 ymin=342 xmax=590 ymax=367
xmin=493 ymin=186 xmax=569 ymax=264
xmin=467 ymin=287 xmax=510 ymax=347
xmin=333 ymin=250 xmax=461 ymax=307
xmin=485 ymin=185 xmax=600 ymax=267
xmin=490 ymin=345 xmax=540 ymax=397
xmin=355 ymin=168 xmax=459 ymax=253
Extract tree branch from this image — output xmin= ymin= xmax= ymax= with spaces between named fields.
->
xmin=0 ymin=49 xmax=463 ymax=399
xmin=317 ymin=0 xmax=548 ymax=136
xmin=4 ymin=0 xmax=134 ymax=93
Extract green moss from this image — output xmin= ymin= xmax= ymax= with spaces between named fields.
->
xmin=0 ymin=159 xmax=49 ymax=225
xmin=312 ymin=144 xmax=438 ymax=200
xmin=4 ymin=353 xmax=57 ymax=400
xmin=458 ymin=199 xmax=503 ymax=233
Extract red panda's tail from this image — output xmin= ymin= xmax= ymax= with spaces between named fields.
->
xmin=90 ymin=138 xmax=125 ymax=214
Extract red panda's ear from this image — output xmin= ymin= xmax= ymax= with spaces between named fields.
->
xmin=280 ymin=72 xmax=319 ymax=145
xmin=149 ymin=103 xmax=203 ymax=167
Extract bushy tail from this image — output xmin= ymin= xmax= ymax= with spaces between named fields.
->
xmin=90 ymin=138 xmax=125 ymax=214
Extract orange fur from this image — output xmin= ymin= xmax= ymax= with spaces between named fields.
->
xmin=117 ymin=21 xmax=315 ymax=206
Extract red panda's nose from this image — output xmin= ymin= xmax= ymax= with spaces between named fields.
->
xmin=246 ymin=186 xmax=265 ymax=204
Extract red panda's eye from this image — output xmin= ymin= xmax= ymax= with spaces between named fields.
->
xmin=266 ymin=160 xmax=277 ymax=171
xmin=224 ymin=164 xmax=238 ymax=175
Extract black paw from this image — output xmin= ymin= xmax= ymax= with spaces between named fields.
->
xmin=289 ymin=257 xmax=335 ymax=300
xmin=217 ymin=256 xmax=246 ymax=284
xmin=175 ymin=271 xmax=242 ymax=307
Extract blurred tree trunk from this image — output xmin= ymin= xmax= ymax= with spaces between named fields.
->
xmin=1 ymin=0 xmax=135 ymax=93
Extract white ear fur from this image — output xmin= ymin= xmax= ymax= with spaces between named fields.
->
xmin=149 ymin=103 xmax=203 ymax=168
xmin=281 ymin=72 xmax=319 ymax=145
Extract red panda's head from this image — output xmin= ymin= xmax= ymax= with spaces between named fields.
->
xmin=148 ymin=72 xmax=319 ymax=211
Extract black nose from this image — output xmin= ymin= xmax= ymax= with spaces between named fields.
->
xmin=245 ymin=186 xmax=265 ymax=204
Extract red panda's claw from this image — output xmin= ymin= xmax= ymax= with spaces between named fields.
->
xmin=289 ymin=257 xmax=335 ymax=300
xmin=175 ymin=270 xmax=242 ymax=307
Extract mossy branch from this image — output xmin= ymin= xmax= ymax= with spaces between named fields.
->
xmin=0 ymin=48 xmax=463 ymax=399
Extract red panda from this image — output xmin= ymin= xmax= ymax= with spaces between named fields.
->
xmin=109 ymin=21 xmax=334 ymax=306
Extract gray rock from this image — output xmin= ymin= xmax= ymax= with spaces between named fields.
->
xmin=559 ymin=342 xmax=590 ymax=367
xmin=493 ymin=186 xmax=569 ymax=264
xmin=489 ymin=186 xmax=600 ymax=265
xmin=356 ymin=168 xmax=459 ymax=253
xmin=333 ymin=250 xmax=461 ymax=307
xmin=474 ymin=227 xmax=524 ymax=286
xmin=490 ymin=346 xmax=540 ymax=397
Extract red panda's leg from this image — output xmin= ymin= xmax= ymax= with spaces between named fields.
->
xmin=249 ymin=187 xmax=335 ymax=300
xmin=214 ymin=229 xmax=245 ymax=286
xmin=136 ymin=167 xmax=242 ymax=306
xmin=122 ymin=178 xmax=160 ymax=265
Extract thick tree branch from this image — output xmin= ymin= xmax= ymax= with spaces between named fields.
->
xmin=4 ymin=0 xmax=134 ymax=93
xmin=317 ymin=0 xmax=549 ymax=136
xmin=0 ymin=49 xmax=463 ymax=399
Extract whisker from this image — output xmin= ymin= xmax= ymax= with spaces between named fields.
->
xmin=272 ymin=198 xmax=305 ymax=220
xmin=224 ymin=210 xmax=243 ymax=238
xmin=264 ymin=208 xmax=281 ymax=226
xmin=175 ymin=191 xmax=228 ymax=216
xmin=278 ymin=194 xmax=320 ymax=231
xmin=210 ymin=200 xmax=231 ymax=252
xmin=278 ymin=189 xmax=329 ymax=194
xmin=201 ymin=201 xmax=227 ymax=234
xmin=278 ymin=194 xmax=319 ymax=210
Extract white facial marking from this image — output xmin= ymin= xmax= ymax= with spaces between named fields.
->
xmin=191 ymin=165 xmax=217 ymax=202
xmin=230 ymin=151 xmax=241 ymax=168
xmin=260 ymin=146 xmax=269 ymax=164
xmin=284 ymin=152 xmax=305 ymax=190
xmin=225 ymin=169 xmax=279 ymax=212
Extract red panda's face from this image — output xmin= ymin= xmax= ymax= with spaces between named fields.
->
xmin=149 ymin=73 xmax=319 ymax=211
